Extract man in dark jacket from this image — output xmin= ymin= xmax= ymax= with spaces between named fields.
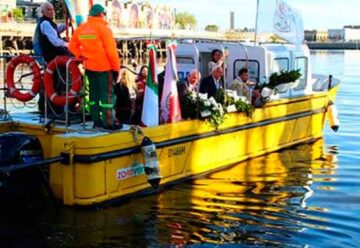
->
xmin=177 ymin=69 xmax=201 ymax=119
xmin=199 ymin=65 xmax=224 ymax=98
xmin=34 ymin=2 xmax=70 ymax=116
xmin=33 ymin=2 xmax=69 ymax=63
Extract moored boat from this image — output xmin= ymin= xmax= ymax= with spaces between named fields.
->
xmin=0 ymin=38 xmax=340 ymax=205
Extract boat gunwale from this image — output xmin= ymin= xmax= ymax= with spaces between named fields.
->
xmin=71 ymin=107 xmax=326 ymax=164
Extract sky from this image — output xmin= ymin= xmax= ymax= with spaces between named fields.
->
xmin=157 ymin=0 xmax=360 ymax=30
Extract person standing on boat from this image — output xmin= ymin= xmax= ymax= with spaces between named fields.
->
xmin=208 ymin=49 xmax=224 ymax=75
xmin=230 ymin=68 xmax=256 ymax=102
xmin=34 ymin=2 xmax=71 ymax=115
xmin=134 ymin=65 xmax=147 ymax=124
xmin=33 ymin=2 xmax=69 ymax=63
xmin=69 ymin=4 xmax=122 ymax=129
xmin=114 ymin=69 xmax=137 ymax=124
xmin=199 ymin=65 xmax=224 ymax=98
xmin=177 ymin=69 xmax=201 ymax=119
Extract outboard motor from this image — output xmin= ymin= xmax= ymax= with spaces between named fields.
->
xmin=0 ymin=132 xmax=44 ymax=198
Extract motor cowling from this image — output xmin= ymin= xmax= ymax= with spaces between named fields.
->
xmin=141 ymin=136 xmax=161 ymax=188
xmin=0 ymin=132 xmax=43 ymax=167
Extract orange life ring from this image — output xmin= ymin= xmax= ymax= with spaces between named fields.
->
xmin=6 ymin=55 xmax=42 ymax=102
xmin=43 ymin=56 xmax=82 ymax=107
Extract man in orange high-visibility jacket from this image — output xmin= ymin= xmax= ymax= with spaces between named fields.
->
xmin=69 ymin=4 xmax=121 ymax=129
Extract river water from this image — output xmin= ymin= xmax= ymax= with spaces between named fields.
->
xmin=1 ymin=50 xmax=360 ymax=247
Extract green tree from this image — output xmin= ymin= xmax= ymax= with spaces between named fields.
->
xmin=205 ymin=24 xmax=219 ymax=32
xmin=12 ymin=8 xmax=24 ymax=22
xmin=50 ymin=0 xmax=66 ymax=20
xmin=175 ymin=12 xmax=197 ymax=29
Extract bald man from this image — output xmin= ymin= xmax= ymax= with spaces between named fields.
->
xmin=199 ymin=65 xmax=224 ymax=98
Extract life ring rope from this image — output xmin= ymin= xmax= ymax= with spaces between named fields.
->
xmin=6 ymin=55 xmax=42 ymax=102
xmin=43 ymin=56 xmax=82 ymax=107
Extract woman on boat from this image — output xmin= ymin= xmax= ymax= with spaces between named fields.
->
xmin=114 ymin=69 xmax=137 ymax=125
xmin=208 ymin=49 xmax=224 ymax=75
xmin=134 ymin=65 xmax=147 ymax=124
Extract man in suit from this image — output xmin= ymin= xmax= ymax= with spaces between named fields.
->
xmin=199 ymin=65 xmax=224 ymax=98
xmin=177 ymin=69 xmax=201 ymax=119
xmin=177 ymin=69 xmax=201 ymax=99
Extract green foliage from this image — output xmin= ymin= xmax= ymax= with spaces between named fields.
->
xmin=214 ymin=89 xmax=225 ymax=105
xmin=234 ymin=99 xmax=254 ymax=118
xmin=12 ymin=8 xmax=24 ymax=22
xmin=266 ymin=69 xmax=302 ymax=89
xmin=205 ymin=24 xmax=219 ymax=32
xmin=175 ymin=12 xmax=197 ymax=29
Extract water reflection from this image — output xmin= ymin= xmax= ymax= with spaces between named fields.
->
xmin=32 ymin=139 xmax=356 ymax=247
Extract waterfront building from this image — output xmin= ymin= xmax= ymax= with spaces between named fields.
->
xmin=304 ymin=30 xmax=328 ymax=42
xmin=328 ymin=26 xmax=360 ymax=42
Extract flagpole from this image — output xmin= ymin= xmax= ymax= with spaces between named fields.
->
xmin=254 ymin=0 xmax=259 ymax=46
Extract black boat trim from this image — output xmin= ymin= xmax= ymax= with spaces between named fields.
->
xmin=73 ymin=108 xmax=325 ymax=164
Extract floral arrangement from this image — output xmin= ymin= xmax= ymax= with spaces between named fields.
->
xmin=183 ymin=89 xmax=253 ymax=129
xmin=263 ymin=69 xmax=302 ymax=90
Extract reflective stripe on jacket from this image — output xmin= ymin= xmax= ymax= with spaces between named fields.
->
xmin=69 ymin=16 xmax=120 ymax=72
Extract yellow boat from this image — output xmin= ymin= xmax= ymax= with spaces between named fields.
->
xmin=0 ymin=41 xmax=340 ymax=206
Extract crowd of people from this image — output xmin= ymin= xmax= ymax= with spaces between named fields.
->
xmin=34 ymin=2 xmax=259 ymax=130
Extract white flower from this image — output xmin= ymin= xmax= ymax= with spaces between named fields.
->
xmin=199 ymin=93 xmax=208 ymax=100
xmin=200 ymin=110 xmax=211 ymax=118
xmin=204 ymin=100 xmax=211 ymax=107
xmin=226 ymin=104 xmax=237 ymax=113
xmin=191 ymin=92 xmax=197 ymax=100
xmin=261 ymin=87 xmax=273 ymax=98
xmin=208 ymin=97 xmax=217 ymax=105
xmin=239 ymin=96 xmax=247 ymax=102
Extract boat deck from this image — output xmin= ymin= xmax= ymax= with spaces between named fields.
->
xmin=1 ymin=111 xmax=133 ymax=137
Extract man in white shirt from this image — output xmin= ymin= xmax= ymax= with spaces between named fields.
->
xmin=230 ymin=67 xmax=256 ymax=102
xmin=33 ymin=2 xmax=69 ymax=63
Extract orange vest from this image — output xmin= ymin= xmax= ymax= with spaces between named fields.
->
xmin=69 ymin=16 xmax=120 ymax=72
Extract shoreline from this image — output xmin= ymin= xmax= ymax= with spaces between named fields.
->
xmin=306 ymin=42 xmax=360 ymax=50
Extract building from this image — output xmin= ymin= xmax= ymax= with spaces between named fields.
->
xmin=328 ymin=27 xmax=360 ymax=42
xmin=344 ymin=27 xmax=360 ymax=42
xmin=304 ymin=30 xmax=328 ymax=42
xmin=304 ymin=30 xmax=316 ymax=41
xmin=0 ymin=0 xmax=16 ymax=10
xmin=1 ymin=0 xmax=16 ymax=22
xmin=328 ymin=29 xmax=344 ymax=41
xmin=316 ymin=31 xmax=328 ymax=42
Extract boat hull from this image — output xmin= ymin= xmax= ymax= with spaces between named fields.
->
xmin=0 ymin=87 xmax=339 ymax=206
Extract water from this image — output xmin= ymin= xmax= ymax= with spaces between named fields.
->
xmin=1 ymin=50 xmax=360 ymax=247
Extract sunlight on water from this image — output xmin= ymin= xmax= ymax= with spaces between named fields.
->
xmin=1 ymin=50 xmax=360 ymax=247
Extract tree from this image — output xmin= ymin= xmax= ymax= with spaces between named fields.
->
xmin=175 ymin=12 xmax=197 ymax=29
xmin=205 ymin=25 xmax=219 ymax=32
xmin=50 ymin=0 xmax=66 ymax=20
xmin=12 ymin=8 xmax=24 ymax=22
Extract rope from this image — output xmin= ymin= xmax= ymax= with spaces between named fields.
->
xmin=130 ymin=125 xmax=144 ymax=144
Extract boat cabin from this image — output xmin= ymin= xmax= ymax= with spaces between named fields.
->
xmin=176 ymin=40 xmax=314 ymax=98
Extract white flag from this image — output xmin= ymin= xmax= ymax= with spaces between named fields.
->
xmin=160 ymin=41 xmax=182 ymax=124
xmin=257 ymin=0 xmax=304 ymax=47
